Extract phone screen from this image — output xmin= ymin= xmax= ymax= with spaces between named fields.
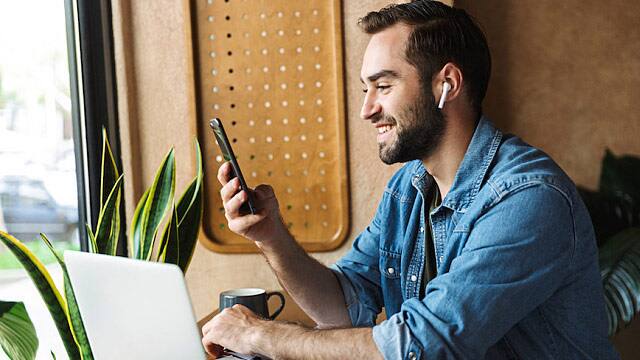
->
xmin=209 ymin=118 xmax=256 ymax=215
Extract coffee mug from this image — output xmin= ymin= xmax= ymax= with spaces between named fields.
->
xmin=219 ymin=288 xmax=285 ymax=320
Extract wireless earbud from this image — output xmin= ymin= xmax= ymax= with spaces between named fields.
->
xmin=438 ymin=81 xmax=451 ymax=109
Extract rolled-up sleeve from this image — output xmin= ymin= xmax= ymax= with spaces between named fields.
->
xmin=330 ymin=196 xmax=386 ymax=327
xmin=372 ymin=184 xmax=575 ymax=359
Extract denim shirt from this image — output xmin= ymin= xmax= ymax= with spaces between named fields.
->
xmin=331 ymin=117 xmax=618 ymax=359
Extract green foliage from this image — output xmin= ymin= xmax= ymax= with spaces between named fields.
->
xmin=40 ymin=234 xmax=93 ymax=359
xmin=94 ymin=175 xmax=124 ymax=256
xmin=599 ymin=228 xmax=640 ymax=336
xmin=580 ymin=149 xmax=640 ymax=336
xmin=0 ymin=232 xmax=80 ymax=359
xmin=0 ymin=129 xmax=204 ymax=358
xmin=131 ymin=149 xmax=176 ymax=260
xmin=0 ymin=301 xmax=38 ymax=360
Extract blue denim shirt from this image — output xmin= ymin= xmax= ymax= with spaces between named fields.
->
xmin=331 ymin=117 xmax=618 ymax=359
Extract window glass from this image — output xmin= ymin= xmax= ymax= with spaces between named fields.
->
xmin=0 ymin=1 xmax=81 ymax=358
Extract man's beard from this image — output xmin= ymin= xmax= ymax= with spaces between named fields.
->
xmin=378 ymin=92 xmax=446 ymax=164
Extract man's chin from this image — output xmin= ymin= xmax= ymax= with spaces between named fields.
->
xmin=378 ymin=147 xmax=401 ymax=165
xmin=378 ymin=145 xmax=421 ymax=165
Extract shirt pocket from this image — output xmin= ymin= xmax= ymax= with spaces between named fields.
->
xmin=379 ymin=250 xmax=401 ymax=279
xmin=379 ymin=251 xmax=403 ymax=315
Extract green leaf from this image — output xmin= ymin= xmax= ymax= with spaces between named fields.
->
xmin=85 ymin=225 xmax=98 ymax=254
xmin=600 ymin=149 xmax=640 ymax=204
xmin=174 ymin=139 xmax=203 ymax=272
xmin=130 ymin=188 xmax=150 ymax=258
xmin=0 ymin=301 xmax=38 ymax=360
xmin=159 ymin=206 xmax=179 ymax=264
xmin=579 ymin=150 xmax=640 ymax=246
xmin=100 ymin=127 xmax=120 ymax=210
xmin=599 ymin=227 xmax=640 ymax=336
xmin=0 ymin=232 xmax=80 ymax=359
xmin=40 ymin=235 xmax=93 ymax=359
xmin=579 ymin=188 xmax=636 ymax=246
xmin=94 ymin=175 xmax=124 ymax=255
xmin=132 ymin=149 xmax=176 ymax=260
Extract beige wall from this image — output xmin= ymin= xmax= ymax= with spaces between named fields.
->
xmin=112 ymin=0 xmax=637 ymax=355
xmin=457 ymin=0 xmax=640 ymax=189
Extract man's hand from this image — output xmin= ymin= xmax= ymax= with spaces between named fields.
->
xmin=202 ymin=305 xmax=382 ymax=360
xmin=217 ymin=162 xmax=289 ymax=245
xmin=201 ymin=304 xmax=269 ymax=357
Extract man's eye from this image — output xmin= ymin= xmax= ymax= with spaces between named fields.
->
xmin=376 ymin=85 xmax=390 ymax=90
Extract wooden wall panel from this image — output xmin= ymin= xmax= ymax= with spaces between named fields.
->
xmin=188 ymin=0 xmax=349 ymax=253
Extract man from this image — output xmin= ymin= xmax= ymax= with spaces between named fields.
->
xmin=202 ymin=1 xmax=619 ymax=359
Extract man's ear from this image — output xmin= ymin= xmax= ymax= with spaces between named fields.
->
xmin=433 ymin=62 xmax=463 ymax=107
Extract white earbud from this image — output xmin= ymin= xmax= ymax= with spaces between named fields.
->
xmin=438 ymin=81 xmax=451 ymax=109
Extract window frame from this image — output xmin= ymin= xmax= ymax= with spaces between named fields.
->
xmin=64 ymin=0 xmax=126 ymax=255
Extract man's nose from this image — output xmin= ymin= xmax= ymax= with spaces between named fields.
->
xmin=360 ymin=94 xmax=381 ymax=120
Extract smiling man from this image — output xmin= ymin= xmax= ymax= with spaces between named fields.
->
xmin=201 ymin=1 xmax=618 ymax=359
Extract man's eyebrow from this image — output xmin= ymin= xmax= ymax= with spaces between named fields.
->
xmin=360 ymin=70 xmax=401 ymax=84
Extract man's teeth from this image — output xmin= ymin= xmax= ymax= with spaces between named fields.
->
xmin=378 ymin=125 xmax=394 ymax=134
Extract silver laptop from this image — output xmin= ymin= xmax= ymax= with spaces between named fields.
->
xmin=64 ymin=250 xmax=207 ymax=360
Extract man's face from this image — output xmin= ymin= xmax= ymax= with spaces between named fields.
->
xmin=360 ymin=24 xmax=445 ymax=164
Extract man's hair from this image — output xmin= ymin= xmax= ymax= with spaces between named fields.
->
xmin=359 ymin=0 xmax=491 ymax=114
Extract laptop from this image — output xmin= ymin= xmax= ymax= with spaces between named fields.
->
xmin=64 ymin=250 xmax=241 ymax=359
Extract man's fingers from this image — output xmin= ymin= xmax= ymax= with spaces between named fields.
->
xmin=202 ymin=322 xmax=211 ymax=336
xmin=224 ymin=190 xmax=248 ymax=218
xmin=217 ymin=162 xmax=233 ymax=185
xmin=202 ymin=336 xmax=224 ymax=357
xmin=228 ymin=213 xmax=267 ymax=234
xmin=220 ymin=177 xmax=240 ymax=203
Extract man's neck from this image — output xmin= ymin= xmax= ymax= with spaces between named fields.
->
xmin=422 ymin=110 xmax=478 ymax=200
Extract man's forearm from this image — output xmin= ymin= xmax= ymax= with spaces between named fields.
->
xmin=255 ymin=322 xmax=383 ymax=360
xmin=257 ymin=235 xmax=351 ymax=328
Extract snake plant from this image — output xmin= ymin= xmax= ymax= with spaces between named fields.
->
xmin=579 ymin=149 xmax=640 ymax=336
xmin=0 ymin=128 xmax=204 ymax=359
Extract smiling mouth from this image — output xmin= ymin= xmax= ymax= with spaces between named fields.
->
xmin=377 ymin=124 xmax=395 ymax=134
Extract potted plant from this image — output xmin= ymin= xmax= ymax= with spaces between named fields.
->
xmin=0 ymin=129 xmax=204 ymax=359
xmin=579 ymin=150 xmax=640 ymax=336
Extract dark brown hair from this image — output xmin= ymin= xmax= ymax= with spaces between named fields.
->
xmin=359 ymin=0 xmax=491 ymax=114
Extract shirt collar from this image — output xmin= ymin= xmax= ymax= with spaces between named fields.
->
xmin=411 ymin=115 xmax=502 ymax=213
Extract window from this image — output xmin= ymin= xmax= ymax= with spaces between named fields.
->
xmin=0 ymin=0 xmax=119 ymax=357
xmin=0 ymin=2 xmax=80 ymax=257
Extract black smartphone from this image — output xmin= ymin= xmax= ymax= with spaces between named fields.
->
xmin=209 ymin=118 xmax=257 ymax=215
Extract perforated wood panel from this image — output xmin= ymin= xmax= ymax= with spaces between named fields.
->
xmin=188 ymin=0 xmax=349 ymax=253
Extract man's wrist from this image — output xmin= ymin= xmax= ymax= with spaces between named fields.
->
xmin=251 ymin=320 xmax=298 ymax=358
xmin=255 ymin=226 xmax=295 ymax=253
xmin=249 ymin=319 xmax=271 ymax=356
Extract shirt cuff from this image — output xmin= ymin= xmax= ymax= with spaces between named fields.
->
xmin=373 ymin=313 xmax=424 ymax=360
xmin=329 ymin=264 xmax=377 ymax=327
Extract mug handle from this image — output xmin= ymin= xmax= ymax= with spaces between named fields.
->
xmin=266 ymin=291 xmax=285 ymax=320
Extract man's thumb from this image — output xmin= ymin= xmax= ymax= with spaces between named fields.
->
xmin=254 ymin=184 xmax=276 ymax=201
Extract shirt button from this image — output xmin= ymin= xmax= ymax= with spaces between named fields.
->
xmin=439 ymin=255 xmax=444 ymax=262
xmin=419 ymin=226 xmax=424 ymax=233
xmin=408 ymin=351 xmax=417 ymax=360
xmin=387 ymin=267 xmax=395 ymax=275
xmin=410 ymin=275 xmax=418 ymax=282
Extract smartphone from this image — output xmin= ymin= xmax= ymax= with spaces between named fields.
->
xmin=209 ymin=118 xmax=257 ymax=215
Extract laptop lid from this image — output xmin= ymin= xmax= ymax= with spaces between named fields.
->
xmin=64 ymin=251 xmax=206 ymax=360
